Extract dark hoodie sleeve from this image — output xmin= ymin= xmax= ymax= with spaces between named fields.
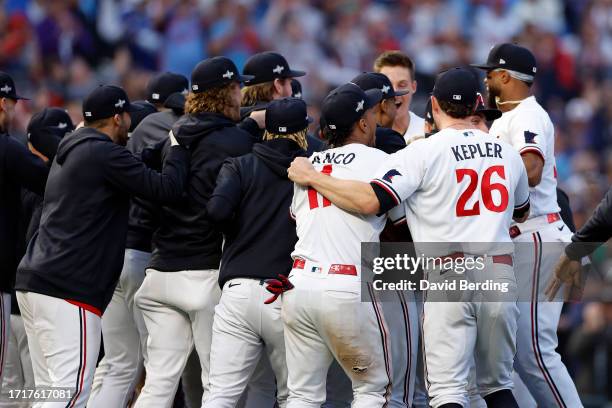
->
xmin=206 ymin=158 xmax=242 ymax=223
xmin=104 ymin=143 xmax=189 ymax=203
xmin=5 ymin=136 xmax=48 ymax=195
xmin=565 ymin=187 xmax=612 ymax=261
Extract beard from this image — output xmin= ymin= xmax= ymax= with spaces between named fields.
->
xmin=486 ymin=84 xmax=500 ymax=108
xmin=116 ymin=124 xmax=129 ymax=146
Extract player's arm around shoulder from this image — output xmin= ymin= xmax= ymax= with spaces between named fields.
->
xmin=288 ymin=156 xmax=380 ymax=215
xmin=206 ymin=157 xmax=243 ymax=224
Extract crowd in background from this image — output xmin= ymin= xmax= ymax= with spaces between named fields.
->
xmin=1 ymin=0 xmax=612 ymax=406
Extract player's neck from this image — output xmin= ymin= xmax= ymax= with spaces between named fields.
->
xmin=497 ymin=89 xmax=530 ymax=113
xmin=393 ymin=112 xmax=410 ymax=134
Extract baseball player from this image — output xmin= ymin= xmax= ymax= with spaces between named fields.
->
xmin=15 ymin=85 xmax=189 ymax=407
xmin=202 ymin=97 xmax=310 ymax=408
xmin=288 ymin=67 xmax=531 ymax=408
xmin=134 ymin=56 xmax=255 ymax=408
xmin=472 ymin=43 xmax=583 ymax=408
xmin=373 ymin=51 xmax=425 ymax=144
xmin=0 ymin=72 xmax=48 ymax=394
xmin=283 ymin=83 xmax=393 ymax=408
xmin=88 ymin=73 xmax=189 ymax=408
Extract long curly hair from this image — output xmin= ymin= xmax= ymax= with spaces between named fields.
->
xmin=185 ymin=84 xmax=235 ymax=115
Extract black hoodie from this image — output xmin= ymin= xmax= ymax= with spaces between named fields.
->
xmin=16 ymin=127 xmax=189 ymax=312
xmin=0 ymin=133 xmax=48 ymax=293
xmin=207 ymin=138 xmax=306 ymax=288
xmin=149 ymin=112 xmax=255 ymax=272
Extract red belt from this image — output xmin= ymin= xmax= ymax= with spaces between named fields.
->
xmin=292 ymin=258 xmax=357 ymax=276
xmin=509 ymin=212 xmax=560 ymax=238
xmin=440 ymin=252 xmax=513 ymax=267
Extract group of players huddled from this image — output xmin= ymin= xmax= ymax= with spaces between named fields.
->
xmin=1 ymin=43 xmax=611 ymax=408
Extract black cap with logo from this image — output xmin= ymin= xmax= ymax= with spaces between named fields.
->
xmin=433 ymin=68 xmax=483 ymax=111
xmin=265 ymin=97 xmax=311 ymax=135
xmin=243 ymin=52 xmax=305 ymax=86
xmin=0 ymin=71 xmax=28 ymax=100
xmin=471 ymin=43 xmax=537 ymax=79
xmin=82 ymin=85 xmax=142 ymax=122
xmin=321 ymin=83 xmax=383 ymax=132
xmin=351 ymin=72 xmax=409 ymax=99
xmin=27 ymin=107 xmax=74 ymax=160
xmin=191 ymin=56 xmax=253 ymax=93
xmin=146 ymin=72 xmax=189 ymax=104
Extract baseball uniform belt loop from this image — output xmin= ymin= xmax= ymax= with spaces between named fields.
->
xmin=292 ymin=258 xmax=358 ymax=276
xmin=439 ymin=252 xmax=513 ymax=267
xmin=508 ymin=212 xmax=561 ymax=238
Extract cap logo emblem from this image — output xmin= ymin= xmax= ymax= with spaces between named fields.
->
xmin=381 ymin=85 xmax=390 ymax=94
xmin=85 ymin=112 xmax=92 ymax=117
xmin=58 ymin=122 xmax=67 ymax=129
xmin=222 ymin=70 xmax=234 ymax=79
xmin=115 ymin=99 xmax=126 ymax=108
xmin=329 ymin=124 xmax=337 ymax=129
xmin=272 ymin=65 xmax=285 ymax=74
xmin=532 ymin=67 xmax=537 ymax=73
xmin=192 ymin=84 xmax=199 ymax=91
xmin=356 ymin=100 xmax=364 ymax=112
xmin=294 ymin=92 xmax=302 ymax=98
xmin=0 ymin=84 xmax=12 ymax=93
xmin=279 ymin=126 xmax=287 ymax=132
xmin=152 ymin=93 xmax=160 ymax=100
xmin=453 ymin=95 xmax=462 ymax=101
xmin=499 ymin=58 xmax=506 ymax=64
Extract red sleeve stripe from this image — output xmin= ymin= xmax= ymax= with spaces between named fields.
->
xmin=371 ymin=179 xmax=401 ymax=205
xmin=289 ymin=207 xmax=296 ymax=220
xmin=519 ymin=146 xmax=545 ymax=162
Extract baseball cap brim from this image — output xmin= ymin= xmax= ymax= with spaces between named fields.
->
xmin=126 ymin=103 xmax=146 ymax=113
xmin=365 ymin=88 xmax=384 ymax=109
xmin=470 ymin=63 xmax=497 ymax=71
xmin=285 ymin=69 xmax=306 ymax=78
xmin=392 ymin=89 xmax=410 ymax=97
xmin=475 ymin=107 xmax=502 ymax=121
xmin=236 ymin=73 xmax=255 ymax=83
xmin=8 ymin=93 xmax=29 ymax=101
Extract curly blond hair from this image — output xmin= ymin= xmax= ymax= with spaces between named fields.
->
xmin=241 ymin=82 xmax=275 ymax=107
xmin=263 ymin=128 xmax=308 ymax=151
xmin=185 ymin=85 xmax=234 ymax=115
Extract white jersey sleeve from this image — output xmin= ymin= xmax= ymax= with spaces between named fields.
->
xmin=503 ymin=109 xmax=548 ymax=162
xmin=371 ymin=142 xmax=427 ymax=207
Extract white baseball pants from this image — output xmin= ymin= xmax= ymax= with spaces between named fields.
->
xmin=204 ymin=278 xmax=288 ymax=408
xmin=88 ymin=248 xmax=150 ymax=408
xmin=282 ymin=272 xmax=392 ymax=408
xmin=0 ymin=314 xmax=34 ymax=408
xmin=134 ymin=268 xmax=220 ymax=408
xmin=16 ymin=291 xmax=101 ymax=408
xmin=512 ymin=217 xmax=583 ymax=408
xmin=423 ymin=259 xmax=519 ymax=408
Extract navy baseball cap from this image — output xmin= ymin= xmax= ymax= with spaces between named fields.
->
xmin=351 ymin=72 xmax=409 ymax=99
xmin=129 ymin=101 xmax=158 ymax=132
xmin=82 ymin=85 xmax=142 ymax=121
xmin=321 ymin=83 xmax=383 ymax=132
xmin=191 ymin=56 xmax=253 ymax=93
xmin=471 ymin=43 xmax=537 ymax=80
xmin=291 ymin=79 xmax=303 ymax=99
xmin=146 ymin=72 xmax=189 ymax=104
xmin=0 ymin=71 xmax=28 ymax=100
xmin=243 ymin=52 xmax=305 ymax=86
xmin=433 ymin=68 xmax=483 ymax=111
xmin=27 ymin=107 xmax=74 ymax=160
xmin=265 ymin=97 xmax=311 ymax=134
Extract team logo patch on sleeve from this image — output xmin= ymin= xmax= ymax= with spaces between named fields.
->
xmin=523 ymin=130 xmax=537 ymax=143
xmin=382 ymin=169 xmax=401 ymax=183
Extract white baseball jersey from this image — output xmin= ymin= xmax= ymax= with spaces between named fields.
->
xmin=489 ymin=96 xmax=559 ymax=218
xmin=372 ymin=128 xmax=529 ymax=251
xmin=290 ymin=143 xmax=388 ymax=272
xmin=403 ymin=111 xmax=426 ymax=144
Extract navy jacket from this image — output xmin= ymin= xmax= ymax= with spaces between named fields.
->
xmin=16 ymin=127 xmax=189 ymax=312
xmin=0 ymin=133 xmax=48 ymax=292
xmin=566 ymin=187 xmax=612 ymax=261
xmin=149 ymin=112 xmax=255 ymax=272
xmin=126 ymin=110 xmax=181 ymax=252
xmin=207 ymin=139 xmax=306 ymax=288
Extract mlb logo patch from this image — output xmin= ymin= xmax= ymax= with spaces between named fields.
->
xmin=311 ymin=266 xmax=322 ymax=273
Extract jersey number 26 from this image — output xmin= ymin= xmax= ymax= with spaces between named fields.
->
xmin=455 ymin=165 xmax=509 ymax=217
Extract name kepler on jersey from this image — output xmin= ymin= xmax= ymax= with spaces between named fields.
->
xmin=451 ymin=140 xmax=503 ymax=162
